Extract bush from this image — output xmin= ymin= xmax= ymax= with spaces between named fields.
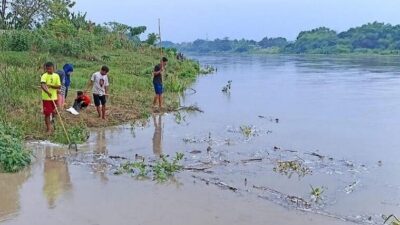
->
xmin=0 ymin=122 xmax=32 ymax=173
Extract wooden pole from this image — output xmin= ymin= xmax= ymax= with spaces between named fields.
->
xmin=158 ymin=18 xmax=163 ymax=56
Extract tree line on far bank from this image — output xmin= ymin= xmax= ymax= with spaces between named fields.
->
xmin=163 ymin=22 xmax=400 ymax=55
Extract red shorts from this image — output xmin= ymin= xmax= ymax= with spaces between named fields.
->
xmin=42 ymin=100 xmax=55 ymax=116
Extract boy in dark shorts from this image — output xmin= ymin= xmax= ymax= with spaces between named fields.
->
xmin=40 ymin=62 xmax=61 ymax=134
xmin=153 ymin=57 xmax=168 ymax=109
xmin=86 ymin=66 xmax=110 ymax=119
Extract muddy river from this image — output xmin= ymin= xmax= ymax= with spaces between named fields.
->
xmin=1 ymin=54 xmax=400 ymax=225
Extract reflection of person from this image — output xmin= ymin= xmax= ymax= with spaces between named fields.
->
xmin=152 ymin=114 xmax=163 ymax=157
xmin=43 ymin=145 xmax=72 ymax=208
xmin=94 ymin=130 xmax=107 ymax=155
xmin=93 ymin=130 xmax=108 ymax=183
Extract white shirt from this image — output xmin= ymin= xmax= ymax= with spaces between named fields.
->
xmin=91 ymin=72 xmax=109 ymax=96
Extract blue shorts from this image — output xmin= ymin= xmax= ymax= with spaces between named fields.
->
xmin=153 ymin=82 xmax=163 ymax=95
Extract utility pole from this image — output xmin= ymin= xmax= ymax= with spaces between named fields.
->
xmin=158 ymin=18 xmax=163 ymax=56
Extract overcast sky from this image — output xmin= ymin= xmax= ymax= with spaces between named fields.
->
xmin=74 ymin=0 xmax=400 ymax=42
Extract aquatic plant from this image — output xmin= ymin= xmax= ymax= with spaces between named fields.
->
xmin=0 ymin=122 xmax=32 ymax=173
xmin=273 ymin=160 xmax=312 ymax=178
xmin=115 ymin=152 xmax=185 ymax=182
xmin=240 ymin=125 xmax=255 ymax=138
xmin=154 ymin=153 xmax=185 ymax=182
xmin=115 ymin=161 xmax=149 ymax=177
xmin=310 ymin=185 xmax=325 ymax=202
xmin=199 ymin=65 xmax=215 ymax=74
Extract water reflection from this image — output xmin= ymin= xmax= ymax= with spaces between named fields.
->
xmin=43 ymin=146 xmax=72 ymax=209
xmin=92 ymin=130 xmax=109 ymax=183
xmin=0 ymin=170 xmax=30 ymax=221
xmin=152 ymin=114 xmax=163 ymax=157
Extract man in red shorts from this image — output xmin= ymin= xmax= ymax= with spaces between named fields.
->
xmin=41 ymin=62 xmax=61 ymax=134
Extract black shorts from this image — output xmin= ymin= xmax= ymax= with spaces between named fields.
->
xmin=93 ymin=94 xmax=106 ymax=106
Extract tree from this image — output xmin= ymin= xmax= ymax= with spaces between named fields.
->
xmin=46 ymin=0 xmax=75 ymax=20
xmin=259 ymin=37 xmax=288 ymax=48
xmin=10 ymin=0 xmax=48 ymax=29
xmin=0 ymin=0 xmax=11 ymax=29
xmin=105 ymin=21 xmax=130 ymax=34
xmin=287 ymin=27 xmax=338 ymax=53
xmin=129 ymin=26 xmax=146 ymax=37
xmin=146 ymin=32 xmax=158 ymax=46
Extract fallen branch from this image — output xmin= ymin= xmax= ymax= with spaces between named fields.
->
xmin=241 ymin=158 xmax=263 ymax=163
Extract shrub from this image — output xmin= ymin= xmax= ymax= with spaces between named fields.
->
xmin=0 ymin=122 xmax=32 ymax=173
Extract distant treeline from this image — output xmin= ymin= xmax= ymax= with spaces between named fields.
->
xmin=163 ymin=22 xmax=400 ymax=54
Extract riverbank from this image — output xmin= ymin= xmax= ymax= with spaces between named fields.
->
xmin=0 ymin=48 xmax=201 ymax=144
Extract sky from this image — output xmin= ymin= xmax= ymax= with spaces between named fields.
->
xmin=74 ymin=0 xmax=400 ymax=42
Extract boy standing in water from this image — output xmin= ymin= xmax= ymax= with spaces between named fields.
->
xmin=86 ymin=66 xmax=110 ymax=119
xmin=41 ymin=62 xmax=61 ymax=134
xmin=153 ymin=57 xmax=168 ymax=110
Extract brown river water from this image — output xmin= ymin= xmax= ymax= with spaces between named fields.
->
xmin=1 ymin=54 xmax=400 ymax=225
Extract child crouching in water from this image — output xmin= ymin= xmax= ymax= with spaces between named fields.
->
xmin=73 ymin=91 xmax=91 ymax=112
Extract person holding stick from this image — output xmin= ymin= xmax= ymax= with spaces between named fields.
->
xmin=41 ymin=62 xmax=61 ymax=134
xmin=153 ymin=57 xmax=168 ymax=110
xmin=86 ymin=66 xmax=110 ymax=119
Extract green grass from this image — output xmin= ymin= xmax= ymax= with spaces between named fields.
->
xmin=0 ymin=48 xmax=200 ymax=141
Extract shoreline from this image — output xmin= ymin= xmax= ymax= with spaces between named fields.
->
xmin=0 ymin=49 xmax=202 ymax=144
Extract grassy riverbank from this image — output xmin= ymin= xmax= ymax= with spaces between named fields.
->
xmin=0 ymin=48 xmax=200 ymax=144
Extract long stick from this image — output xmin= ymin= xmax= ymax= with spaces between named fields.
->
xmin=51 ymin=99 xmax=71 ymax=145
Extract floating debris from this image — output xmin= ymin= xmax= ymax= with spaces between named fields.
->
xmin=109 ymin=155 xmax=128 ymax=160
xmin=178 ymin=104 xmax=204 ymax=113
xmin=241 ymin=158 xmax=263 ymax=163
xmin=305 ymin=152 xmax=325 ymax=160
xmin=273 ymin=160 xmax=312 ymax=178
xmin=192 ymin=175 xmax=237 ymax=192
xmin=190 ymin=150 xmax=202 ymax=154
xmin=222 ymin=80 xmax=232 ymax=93
xmin=344 ymin=181 xmax=360 ymax=194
